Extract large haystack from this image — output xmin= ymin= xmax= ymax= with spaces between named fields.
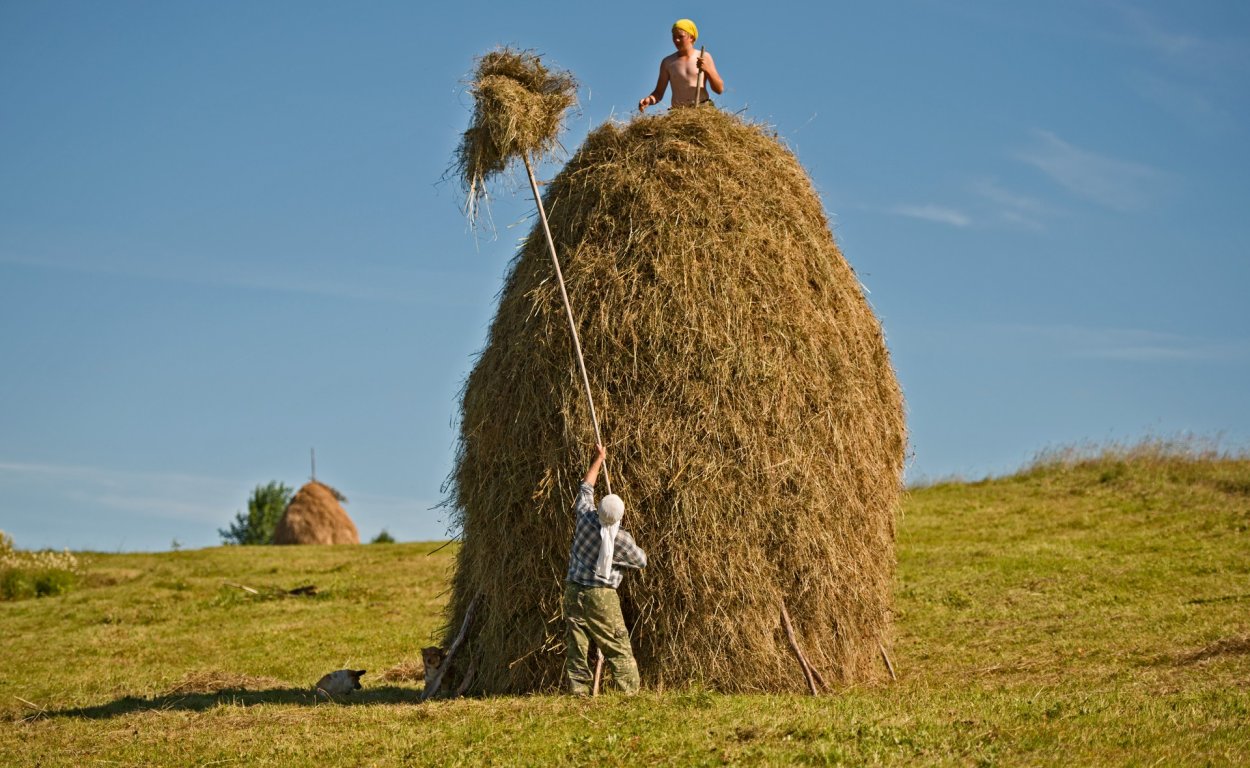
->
xmin=444 ymin=107 xmax=905 ymax=693
xmin=273 ymin=481 xmax=359 ymax=545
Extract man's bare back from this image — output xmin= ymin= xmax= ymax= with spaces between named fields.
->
xmin=639 ymin=20 xmax=724 ymax=112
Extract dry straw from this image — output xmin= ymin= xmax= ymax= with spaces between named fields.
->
xmin=454 ymin=48 xmax=577 ymax=221
xmin=443 ymin=106 xmax=906 ymax=693
xmin=273 ymin=481 xmax=359 ymax=545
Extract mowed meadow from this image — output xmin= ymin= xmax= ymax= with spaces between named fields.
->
xmin=2 ymin=444 xmax=1248 ymax=766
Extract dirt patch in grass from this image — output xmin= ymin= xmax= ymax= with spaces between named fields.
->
xmin=1174 ymin=635 xmax=1250 ymax=665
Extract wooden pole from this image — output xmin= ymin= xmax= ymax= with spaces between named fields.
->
xmin=454 ymin=656 xmax=478 ymax=698
xmin=422 ymin=593 xmax=480 ymax=702
xmin=694 ymin=45 xmax=706 ymax=107
xmin=780 ymin=602 xmax=820 ymax=695
xmin=592 ymin=649 xmax=605 ymax=695
xmin=522 ymin=153 xmax=612 ymax=494
xmin=879 ymin=642 xmax=897 ymax=681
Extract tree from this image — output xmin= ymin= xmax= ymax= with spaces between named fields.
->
xmin=219 ymin=482 xmax=293 ymax=545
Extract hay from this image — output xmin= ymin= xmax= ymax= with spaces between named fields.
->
xmin=164 ymin=671 xmax=285 ymax=694
xmin=454 ymin=48 xmax=577 ymax=216
xmin=443 ymin=107 xmax=906 ymax=693
xmin=379 ymin=659 xmax=423 ymax=683
xmin=273 ymin=481 xmax=360 ymax=545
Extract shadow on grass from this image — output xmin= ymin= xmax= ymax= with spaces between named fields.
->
xmin=41 ymin=685 xmax=424 ymax=720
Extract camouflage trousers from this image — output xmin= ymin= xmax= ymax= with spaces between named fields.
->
xmin=563 ymin=582 xmax=640 ymax=694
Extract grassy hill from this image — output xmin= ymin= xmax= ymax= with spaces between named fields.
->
xmin=3 ymin=446 xmax=1247 ymax=766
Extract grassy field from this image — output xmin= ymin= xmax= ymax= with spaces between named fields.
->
xmin=3 ymin=446 xmax=1248 ymax=766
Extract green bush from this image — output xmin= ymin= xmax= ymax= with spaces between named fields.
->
xmin=0 ymin=531 xmax=82 ymax=601
xmin=219 ymin=482 xmax=294 ymax=545
xmin=371 ymin=530 xmax=396 ymax=544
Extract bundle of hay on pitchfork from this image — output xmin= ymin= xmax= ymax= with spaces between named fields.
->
xmin=430 ymin=47 xmax=905 ymax=698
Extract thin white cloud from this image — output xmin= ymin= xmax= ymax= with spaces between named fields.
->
xmin=889 ymin=204 xmax=972 ymax=228
xmin=1130 ymin=73 xmax=1235 ymax=135
xmin=0 ymin=250 xmax=487 ymax=306
xmin=1108 ymin=3 xmax=1250 ymax=137
xmin=1116 ymin=4 xmax=1204 ymax=59
xmin=999 ymin=325 xmax=1247 ymax=363
xmin=1017 ymin=130 xmax=1164 ymax=212
xmin=970 ymin=179 xmax=1049 ymax=231
xmin=0 ymin=460 xmax=238 ymax=523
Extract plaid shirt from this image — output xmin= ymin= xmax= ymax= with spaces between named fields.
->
xmin=566 ymin=482 xmax=647 ymax=588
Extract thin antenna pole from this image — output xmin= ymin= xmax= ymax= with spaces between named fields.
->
xmin=311 ymin=447 xmax=316 ymax=482
xmin=522 ymin=153 xmax=611 ymax=495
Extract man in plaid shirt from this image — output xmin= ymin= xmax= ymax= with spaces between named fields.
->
xmin=564 ymin=444 xmax=647 ymax=694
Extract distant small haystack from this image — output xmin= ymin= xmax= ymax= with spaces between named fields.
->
xmin=273 ymin=482 xmax=359 ymax=545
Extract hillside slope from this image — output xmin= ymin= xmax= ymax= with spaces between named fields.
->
xmin=2 ymin=449 xmax=1247 ymax=765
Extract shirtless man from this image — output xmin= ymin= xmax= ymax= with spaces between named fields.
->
xmin=638 ymin=19 xmax=724 ymax=112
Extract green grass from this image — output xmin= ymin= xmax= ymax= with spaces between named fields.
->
xmin=3 ymin=449 xmax=1248 ymax=766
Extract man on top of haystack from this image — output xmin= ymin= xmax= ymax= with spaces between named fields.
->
xmin=564 ymin=444 xmax=648 ymax=695
xmin=638 ymin=18 xmax=724 ymax=111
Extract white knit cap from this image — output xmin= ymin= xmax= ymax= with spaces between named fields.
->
xmin=597 ymin=494 xmax=624 ymax=526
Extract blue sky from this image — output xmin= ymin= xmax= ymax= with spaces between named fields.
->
xmin=2 ymin=1 xmax=1247 ymax=551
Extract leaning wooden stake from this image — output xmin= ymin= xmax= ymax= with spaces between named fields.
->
xmin=422 ymin=593 xmax=480 ymax=702
xmin=879 ymin=642 xmax=897 ymax=681
xmin=591 ymin=648 xmax=605 ymax=695
xmin=522 ymin=153 xmax=612 ymax=494
xmin=454 ymin=656 xmax=478 ymax=698
xmin=780 ymin=602 xmax=820 ymax=695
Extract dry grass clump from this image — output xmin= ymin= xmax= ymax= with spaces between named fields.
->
xmin=273 ymin=481 xmax=360 ymax=545
xmin=1028 ymin=434 xmax=1245 ymax=471
xmin=442 ymin=107 xmax=905 ymax=693
xmin=164 ymin=670 xmax=285 ymax=695
xmin=454 ymin=48 xmax=577 ymax=215
xmin=379 ymin=659 xmax=423 ymax=683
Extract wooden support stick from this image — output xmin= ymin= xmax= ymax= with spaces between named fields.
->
xmin=879 ymin=642 xmax=897 ymax=681
xmin=422 ymin=593 xmax=480 ymax=702
xmin=591 ymin=648 xmax=605 ymax=696
xmin=454 ymin=656 xmax=478 ymax=698
xmin=808 ymin=656 xmax=827 ymax=691
xmin=780 ymin=602 xmax=820 ymax=695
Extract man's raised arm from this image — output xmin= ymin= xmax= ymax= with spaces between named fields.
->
xmin=583 ymin=444 xmax=607 ymax=487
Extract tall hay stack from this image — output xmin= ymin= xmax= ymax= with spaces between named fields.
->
xmin=446 ymin=105 xmax=905 ymax=693
xmin=273 ymin=481 xmax=359 ymax=545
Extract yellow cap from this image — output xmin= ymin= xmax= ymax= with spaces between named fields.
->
xmin=672 ymin=19 xmax=698 ymax=41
